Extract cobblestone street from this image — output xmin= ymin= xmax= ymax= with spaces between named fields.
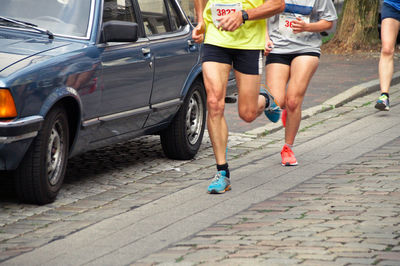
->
xmin=1 ymin=81 xmax=400 ymax=265
xmin=139 ymin=137 xmax=400 ymax=265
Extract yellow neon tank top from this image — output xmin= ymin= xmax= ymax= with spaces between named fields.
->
xmin=203 ymin=0 xmax=266 ymax=50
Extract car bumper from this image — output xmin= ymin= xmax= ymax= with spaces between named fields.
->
xmin=0 ymin=115 xmax=43 ymax=170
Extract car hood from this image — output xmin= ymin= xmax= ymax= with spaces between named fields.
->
xmin=0 ymin=32 xmax=74 ymax=74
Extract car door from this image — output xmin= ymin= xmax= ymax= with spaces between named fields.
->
xmin=97 ymin=0 xmax=154 ymax=139
xmin=136 ymin=0 xmax=199 ymax=127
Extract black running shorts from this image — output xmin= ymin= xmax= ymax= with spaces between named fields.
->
xmin=202 ymin=44 xmax=263 ymax=75
xmin=266 ymin=52 xmax=320 ymax=66
xmin=382 ymin=2 xmax=400 ymax=21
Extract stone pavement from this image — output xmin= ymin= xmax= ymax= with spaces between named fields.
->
xmin=138 ymin=128 xmax=400 ymax=264
xmin=139 ymin=137 xmax=400 ymax=265
xmin=0 ymin=72 xmax=399 ymax=265
xmin=135 ymin=84 xmax=400 ymax=265
xmin=225 ymin=52 xmax=400 ymax=133
xmin=0 ymin=73 xmax=400 ymax=265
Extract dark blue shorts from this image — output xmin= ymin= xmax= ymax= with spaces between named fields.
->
xmin=265 ymin=52 xmax=320 ymax=66
xmin=382 ymin=2 xmax=400 ymax=21
xmin=202 ymin=44 xmax=263 ymax=75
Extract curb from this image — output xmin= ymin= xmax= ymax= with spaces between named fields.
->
xmin=245 ymin=71 xmax=400 ymax=137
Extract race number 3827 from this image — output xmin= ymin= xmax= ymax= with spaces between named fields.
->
xmin=216 ymin=8 xmax=236 ymax=16
xmin=211 ymin=3 xmax=242 ymax=27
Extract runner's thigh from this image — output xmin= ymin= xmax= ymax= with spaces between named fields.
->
xmin=232 ymin=49 xmax=263 ymax=110
xmin=381 ymin=18 xmax=400 ymax=50
xmin=235 ymin=71 xmax=261 ymax=109
xmin=287 ymin=55 xmax=319 ymax=99
xmin=202 ymin=62 xmax=232 ymax=101
xmin=265 ymin=63 xmax=290 ymax=107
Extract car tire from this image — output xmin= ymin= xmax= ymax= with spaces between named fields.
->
xmin=161 ymin=80 xmax=206 ymax=160
xmin=14 ymin=106 xmax=69 ymax=205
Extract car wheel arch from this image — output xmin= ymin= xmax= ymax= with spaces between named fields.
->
xmin=180 ymin=64 xmax=203 ymax=100
xmin=39 ymin=87 xmax=82 ymax=153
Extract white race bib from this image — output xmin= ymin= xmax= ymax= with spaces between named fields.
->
xmin=211 ymin=2 xmax=242 ymax=27
xmin=278 ymin=13 xmax=310 ymax=38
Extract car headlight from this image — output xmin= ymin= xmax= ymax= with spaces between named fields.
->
xmin=0 ymin=89 xmax=17 ymax=119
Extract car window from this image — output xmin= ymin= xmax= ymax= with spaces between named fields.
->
xmin=0 ymin=0 xmax=92 ymax=38
xmin=177 ymin=0 xmax=195 ymax=24
xmin=137 ymin=0 xmax=184 ymax=36
xmin=103 ymin=0 xmax=137 ymax=23
xmin=166 ymin=0 xmax=183 ymax=31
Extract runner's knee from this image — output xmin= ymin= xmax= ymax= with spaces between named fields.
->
xmin=285 ymin=96 xmax=301 ymax=112
xmin=238 ymin=106 xmax=257 ymax=123
xmin=207 ymin=97 xmax=225 ymax=117
xmin=381 ymin=45 xmax=395 ymax=57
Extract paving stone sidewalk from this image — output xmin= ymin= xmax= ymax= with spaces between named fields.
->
xmin=137 ymin=137 xmax=400 ymax=266
xmin=0 ymin=83 xmax=399 ymax=265
xmin=136 ymin=87 xmax=400 ymax=265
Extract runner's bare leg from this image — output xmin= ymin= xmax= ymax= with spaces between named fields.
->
xmin=285 ymin=56 xmax=319 ymax=145
xmin=235 ymin=71 xmax=266 ymax=123
xmin=202 ymin=62 xmax=231 ymax=165
xmin=379 ymin=18 xmax=400 ymax=94
xmin=265 ymin=63 xmax=290 ymax=109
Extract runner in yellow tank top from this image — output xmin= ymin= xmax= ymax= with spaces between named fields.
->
xmin=192 ymin=0 xmax=285 ymax=194
xmin=203 ymin=0 xmax=266 ymax=49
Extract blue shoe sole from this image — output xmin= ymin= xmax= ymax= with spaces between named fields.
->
xmin=265 ymin=109 xmax=281 ymax=123
xmin=208 ymin=185 xmax=231 ymax=194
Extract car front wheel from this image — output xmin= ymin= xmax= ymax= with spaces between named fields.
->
xmin=161 ymin=79 xmax=206 ymax=160
xmin=14 ymin=106 xmax=69 ymax=205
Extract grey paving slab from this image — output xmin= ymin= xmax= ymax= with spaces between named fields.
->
xmin=1 ymin=68 xmax=400 ymax=266
xmin=2 ymin=84 xmax=399 ymax=265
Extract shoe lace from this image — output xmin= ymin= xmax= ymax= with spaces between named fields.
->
xmin=268 ymin=104 xmax=280 ymax=112
xmin=211 ymin=172 xmax=224 ymax=183
xmin=281 ymin=146 xmax=291 ymax=158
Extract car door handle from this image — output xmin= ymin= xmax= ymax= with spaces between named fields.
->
xmin=142 ymin=47 xmax=151 ymax=55
xmin=187 ymin=40 xmax=195 ymax=46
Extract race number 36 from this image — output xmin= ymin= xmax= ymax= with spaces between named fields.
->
xmin=284 ymin=19 xmax=295 ymax=28
xmin=279 ymin=13 xmax=310 ymax=38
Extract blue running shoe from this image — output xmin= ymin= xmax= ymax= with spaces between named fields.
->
xmin=207 ymin=171 xmax=231 ymax=194
xmin=260 ymin=88 xmax=281 ymax=123
xmin=375 ymin=94 xmax=390 ymax=111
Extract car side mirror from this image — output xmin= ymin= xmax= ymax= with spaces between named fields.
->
xmin=102 ymin=21 xmax=139 ymax=43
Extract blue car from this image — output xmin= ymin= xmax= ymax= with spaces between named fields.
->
xmin=0 ymin=0 xmax=206 ymax=204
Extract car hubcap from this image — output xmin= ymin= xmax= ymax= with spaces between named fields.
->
xmin=186 ymin=90 xmax=204 ymax=145
xmin=47 ymin=120 xmax=64 ymax=186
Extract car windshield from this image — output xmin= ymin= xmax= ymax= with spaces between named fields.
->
xmin=0 ymin=0 xmax=93 ymax=38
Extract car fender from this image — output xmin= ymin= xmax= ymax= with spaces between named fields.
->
xmin=39 ymin=86 xmax=83 ymax=152
xmin=180 ymin=62 xmax=203 ymax=100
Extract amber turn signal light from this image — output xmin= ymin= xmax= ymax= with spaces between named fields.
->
xmin=0 ymin=89 xmax=17 ymax=118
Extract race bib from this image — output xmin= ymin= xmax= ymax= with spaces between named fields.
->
xmin=278 ymin=13 xmax=310 ymax=38
xmin=211 ymin=2 xmax=242 ymax=27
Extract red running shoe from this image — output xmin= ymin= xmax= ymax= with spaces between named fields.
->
xmin=282 ymin=109 xmax=287 ymax=127
xmin=281 ymin=144 xmax=298 ymax=166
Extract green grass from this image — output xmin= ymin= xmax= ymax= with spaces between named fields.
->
xmin=384 ymin=245 xmax=394 ymax=251
xmin=346 ymin=169 xmax=354 ymax=174
xmin=296 ymin=212 xmax=307 ymax=219
xmin=175 ymin=256 xmax=184 ymax=263
xmin=257 ymin=209 xmax=275 ymax=213
xmin=299 ymin=120 xmax=325 ymax=133
xmin=362 ymin=101 xmax=372 ymax=107
xmin=322 ymin=33 xmax=335 ymax=44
